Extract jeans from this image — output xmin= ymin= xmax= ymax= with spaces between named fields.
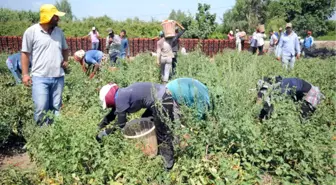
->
xmin=92 ymin=42 xmax=99 ymax=50
xmin=32 ymin=76 xmax=64 ymax=125
xmin=109 ymin=52 xmax=119 ymax=66
xmin=160 ymin=56 xmax=172 ymax=83
xmin=6 ymin=59 xmax=22 ymax=84
xmin=282 ymin=55 xmax=296 ymax=70
xmin=120 ymin=52 xmax=126 ymax=59
xmin=172 ymin=52 xmax=178 ymax=76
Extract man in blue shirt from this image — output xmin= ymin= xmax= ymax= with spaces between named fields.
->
xmin=119 ymin=30 xmax=130 ymax=59
xmin=5 ymin=52 xmax=31 ymax=84
xmin=276 ymin=23 xmax=301 ymax=70
xmin=303 ymin=31 xmax=314 ymax=49
xmin=166 ymin=78 xmax=210 ymax=119
xmin=74 ymin=49 xmax=104 ymax=79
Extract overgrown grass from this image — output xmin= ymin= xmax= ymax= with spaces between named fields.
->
xmin=0 ymin=51 xmax=335 ymax=184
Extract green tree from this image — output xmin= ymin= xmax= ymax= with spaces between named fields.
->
xmin=55 ymin=0 xmax=73 ymax=22
xmin=222 ymin=0 xmax=269 ymax=34
xmin=183 ymin=3 xmax=217 ymax=39
xmin=279 ymin=0 xmax=336 ymax=36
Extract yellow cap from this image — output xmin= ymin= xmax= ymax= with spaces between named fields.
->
xmin=39 ymin=4 xmax=65 ymax=24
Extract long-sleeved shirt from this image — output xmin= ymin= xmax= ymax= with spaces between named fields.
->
xmin=99 ymin=82 xmax=166 ymax=129
xmin=303 ymin=36 xmax=314 ymax=49
xmin=120 ymin=37 xmax=130 ymax=55
xmin=157 ymin=38 xmax=174 ymax=59
xmin=277 ymin=31 xmax=301 ymax=58
xmin=106 ymin=35 xmax=121 ymax=55
xmin=170 ymin=29 xmax=186 ymax=52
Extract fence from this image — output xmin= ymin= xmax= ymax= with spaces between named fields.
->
xmin=0 ymin=36 xmax=250 ymax=56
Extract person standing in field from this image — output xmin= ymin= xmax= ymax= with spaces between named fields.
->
xmin=256 ymin=27 xmax=266 ymax=55
xmin=6 ymin=52 xmax=31 ymax=84
xmin=105 ymin=28 xmax=121 ymax=66
xmin=73 ymin=49 xmax=104 ymax=79
xmin=227 ymin=30 xmax=234 ymax=41
xmin=169 ymin=22 xmax=185 ymax=76
xmin=235 ymin=29 xmax=242 ymax=52
xmin=157 ymin=31 xmax=174 ymax=84
xmin=119 ymin=29 xmax=130 ymax=59
xmin=303 ymin=31 xmax=314 ymax=50
xmin=239 ymin=30 xmax=247 ymax=51
xmin=276 ymin=23 xmax=301 ymax=70
xmin=88 ymin=27 xmax=100 ymax=50
xmin=21 ymin=4 xmax=69 ymax=125
xmin=268 ymin=30 xmax=278 ymax=55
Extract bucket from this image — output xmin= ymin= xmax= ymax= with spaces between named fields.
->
xmin=123 ymin=117 xmax=158 ymax=157
xmin=161 ymin=20 xmax=176 ymax=38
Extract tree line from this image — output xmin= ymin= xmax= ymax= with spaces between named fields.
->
xmin=0 ymin=0 xmax=335 ymax=40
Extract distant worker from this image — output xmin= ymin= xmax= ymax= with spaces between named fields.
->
xmin=227 ymin=30 xmax=234 ymax=41
xmin=157 ymin=31 xmax=174 ymax=84
xmin=73 ymin=49 xmax=104 ymax=79
xmin=119 ymin=29 xmax=130 ymax=59
xmin=276 ymin=23 xmax=301 ymax=70
xmin=88 ymin=27 xmax=100 ymax=50
xmin=5 ymin=52 xmax=31 ymax=84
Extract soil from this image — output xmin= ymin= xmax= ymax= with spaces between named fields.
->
xmin=0 ymin=135 xmax=36 ymax=170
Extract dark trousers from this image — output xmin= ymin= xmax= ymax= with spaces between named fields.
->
xmin=172 ymin=52 xmax=178 ymax=76
xmin=252 ymin=45 xmax=264 ymax=55
xmin=241 ymin=40 xmax=245 ymax=50
xmin=141 ymin=92 xmax=175 ymax=169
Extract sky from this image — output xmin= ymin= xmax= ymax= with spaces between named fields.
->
xmin=0 ymin=0 xmax=236 ymax=22
xmin=1 ymin=0 xmax=335 ymax=22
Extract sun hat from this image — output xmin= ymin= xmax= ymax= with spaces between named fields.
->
xmin=92 ymin=27 xmax=96 ymax=30
xmin=99 ymin=83 xmax=119 ymax=109
xmin=39 ymin=4 xmax=65 ymax=24
xmin=286 ymin=23 xmax=292 ymax=28
xmin=74 ymin=50 xmax=85 ymax=61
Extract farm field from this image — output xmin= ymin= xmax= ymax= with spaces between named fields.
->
xmin=0 ymin=51 xmax=335 ymax=185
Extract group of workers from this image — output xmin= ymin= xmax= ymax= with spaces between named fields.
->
xmin=3 ymin=4 xmax=325 ymax=171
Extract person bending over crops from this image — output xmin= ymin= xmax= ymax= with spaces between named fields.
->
xmin=5 ymin=52 xmax=31 ymax=84
xmin=74 ymin=49 xmax=104 ymax=79
xmin=157 ymin=31 xmax=174 ymax=84
xmin=256 ymin=76 xmax=324 ymax=120
xmin=97 ymin=82 xmax=179 ymax=170
xmin=166 ymin=78 xmax=210 ymax=119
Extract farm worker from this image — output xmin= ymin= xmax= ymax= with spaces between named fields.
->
xmin=21 ymin=4 xmax=69 ymax=125
xmin=119 ymin=29 xmax=130 ymax=59
xmin=73 ymin=49 xmax=104 ymax=79
xmin=256 ymin=76 xmax=324 ymax=120
xmin=239 ymin=30 xmax=247 ymax=51
xmin=156 ymin=31 xmax=174 ymax=84
xmin=87 ymin=27 xmax=100 ymax=50
xmin=166 ymin=78 xmax=210 ymax=119
xmin=255 ymin=26 xmax=266 ymax=55
xmin=235 ymin=29 xmax=241 ymax=52
xmin=105 ymin=28 xmax=121 ymax=66
xmin=169 ymin=22 xmax=185 ymax=76
xmin=276 ymin=23 xmax=301 ymax=71
xmin=303 ymin=31 xmax=314 ymax=50
xmin=227 ymin=30 xmax=234 ymax=41
xmin=268 ymin=30 xmax=278 ymax=55
xmin=5 ymin=52 xmax=31 ymax=84
xmin=97 ymin=82 xmax=179 ymax=170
